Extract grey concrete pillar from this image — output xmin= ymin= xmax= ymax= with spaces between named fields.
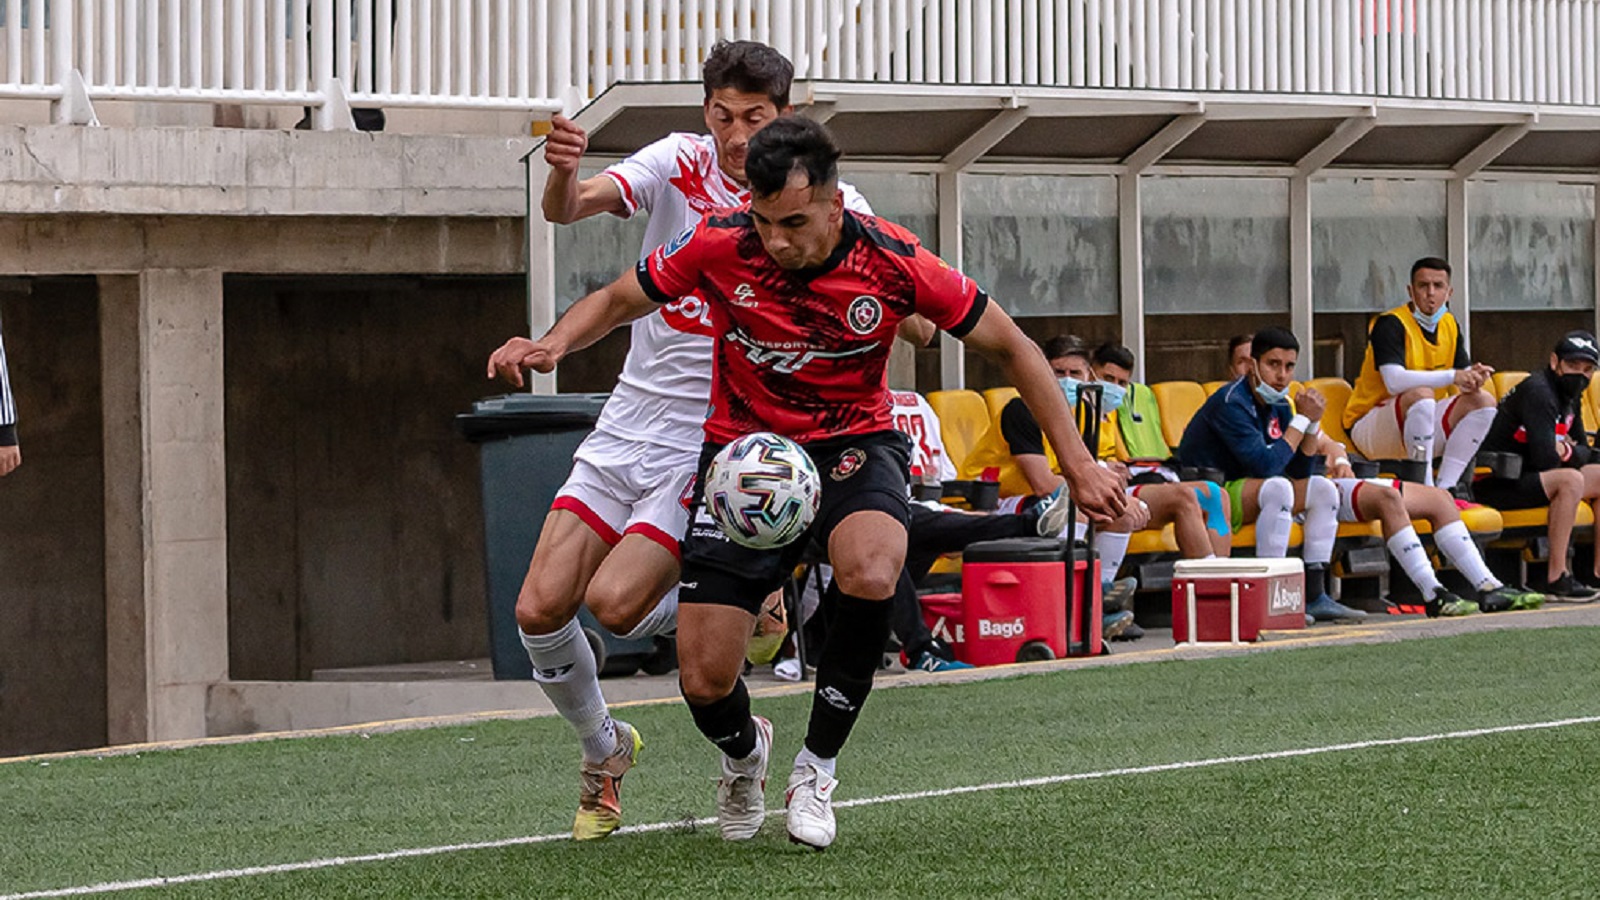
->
xmin=100 ymin=269 xmax=228 ymax=744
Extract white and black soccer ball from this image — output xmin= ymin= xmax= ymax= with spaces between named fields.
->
xmin=705 ymin=432 xmax=822 ymax=549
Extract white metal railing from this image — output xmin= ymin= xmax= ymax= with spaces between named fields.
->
xmin=0 ymin=0 xmax=1597 ymax=127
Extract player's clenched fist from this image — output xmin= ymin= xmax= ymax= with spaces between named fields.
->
xmin=543 ymin=115 xmax=588 ymax=174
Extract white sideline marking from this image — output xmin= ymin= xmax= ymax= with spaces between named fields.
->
xmin=7 ymin=714 xmax=1599 ymax=899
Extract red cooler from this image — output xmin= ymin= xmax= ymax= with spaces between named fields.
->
xmin=916 ymin=592 xmax=966 ymax=659
xmin=959 ymin=538 xmax=1102 ymax=665
xmin=1171 ymin=558 xmax=1306 ymax=643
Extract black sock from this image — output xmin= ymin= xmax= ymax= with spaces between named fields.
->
xmin=684 ymin=676 xmax=756 ymax=759
xmin=805 ymin=587 xmax=892 ymax=759
xmin=1306 ymin=563 xmax=1328 ymax=598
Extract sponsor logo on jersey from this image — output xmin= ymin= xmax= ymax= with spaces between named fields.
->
xmin=662 ymin=226 xmax=694 ymax=258
xmin=847 ymin=295 xmax=883 ymax=335
xmin=831 ymin=448 xmax=867 ymax=481
xmin=977 ymin=617 xmax=1025 ymax=639
xmin=731 ymin=282 xmax=759 ymax=308
xmin=661 ymin=293 xmax=717 ymax=337
xmin=725 ymin=328 xmax=877 ymax=374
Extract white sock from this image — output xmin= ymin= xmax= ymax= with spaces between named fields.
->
xmin=1255 ymin=477 xmax=1295 ymax=557
xmin=1387 ymin=525 xmax=1443 ymax=599
xmin=794 ymin=745 xmax=836 ymax=777
xmin=1433 ymin=519 xmax=1501 ymax=591
xmin=1437 ymin=406 xmax=1496 ymax=490
xmin=1301 ymin=476 xmax=1340 ymax=565
xmin=1095 ymin=531 xmax=1131 ymax=582
xmin=1404 ymin=398 xmax=1438 ymax=486
xmin=520 ymin=620 xmax=615 ymax=762
xmin=619 ymin=585 xmax=678 ymax=640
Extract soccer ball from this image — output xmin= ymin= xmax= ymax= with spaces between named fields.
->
xmin=704 ymin=432 xmax=822 ymax=549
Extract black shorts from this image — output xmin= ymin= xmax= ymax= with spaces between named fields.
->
xmin=679 ymin=430 xmax=912 ymax=614
xmin=1473 ymin=472 xmax=1552 ymax=511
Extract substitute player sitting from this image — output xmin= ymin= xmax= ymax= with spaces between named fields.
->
xmin=1343 ymin=257 xmax=1497 ymax=490
xmin=507 ymin=117 xmax=1125 ymax=850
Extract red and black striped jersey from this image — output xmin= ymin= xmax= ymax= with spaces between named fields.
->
xmin=637 ymin=208 xmax=986 ymax=444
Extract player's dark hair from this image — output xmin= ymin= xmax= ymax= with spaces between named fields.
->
xmin=746 ymin=116 xmax=841 ymax=199
xmin=1041 ymin=335 xmax=1088 ymax=362
xmin=702 ymin=41 xmax=793 ymax=109
xmin=1251 ymin=326 xmax=1299 ymax=360
xmin=1093 ymin=342 xmax=1136 ymax=371
xmin=1227 ymin=333 xmax=1254 ymax=355
xmin=1410 ymin=256 xmax=1452 ymax=281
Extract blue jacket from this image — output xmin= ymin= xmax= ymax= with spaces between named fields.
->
xmin=1177 ymin=377 xmax=1315 ymax=482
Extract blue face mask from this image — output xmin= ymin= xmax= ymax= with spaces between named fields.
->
xmin=1412 ymin=303 xmax=1447 ymax=332
xmin=1255 ymin=379 xmax=1290 ymax=405
xmin=1099 ymin=381 xmax=1126 ymax=413
xmin=1058 ymin=377 xmax=1082 ymax=407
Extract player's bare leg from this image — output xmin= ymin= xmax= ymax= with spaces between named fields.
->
xmin=585 ymin=533 xmax=682 ymax=637
xmin=514 ymin=511 xmax=659 ymax=840
xmin=785 ymin=509 xmax=905 ymax=850
xmin=1137 ymin=483 xmax=1212 ymax=558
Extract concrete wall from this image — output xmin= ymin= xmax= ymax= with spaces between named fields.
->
xmin=224 ymin=276 xmax=526 ymax=680
xmin=0 ymin=279 xmax=107 ymax=757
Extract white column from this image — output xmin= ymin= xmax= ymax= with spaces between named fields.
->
xmin=1290 ymin=174 xmax=1314 ymax=378
xmin=101 ymin=269 xmax=229 ymax=744
xmin=938 ymin=169 xmax=966 ymax=389
xmin=526 ymin=157 xmax=559 ymax=395
xmin=1119 ymin=173 xmax=1147 ymax=382
xmin=1448 ymin=177 xmax=1471 ymax=350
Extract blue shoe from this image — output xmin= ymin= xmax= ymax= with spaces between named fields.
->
xmin=911 ymin=651 xmax=973 ymax=673
xmin=1035 ymin=484 xmax=1074 ymax=538
xmin=1306 ymin=594 xmax=1368 ymax=622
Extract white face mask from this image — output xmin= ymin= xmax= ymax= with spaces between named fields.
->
xmin=1254 ymin=378 xmax=1290 ymax=405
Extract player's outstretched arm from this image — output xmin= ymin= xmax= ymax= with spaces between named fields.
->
xmin=487 ymin=269 xmax=657 ymax=387
xmin=541 ymin=114 xmax=627 ymax=224
xmin=958 ymin=303 xmax=1127 ymax=523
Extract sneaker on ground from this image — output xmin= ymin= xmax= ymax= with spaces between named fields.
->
xmin=1306 ymin=594 xmax=1368 ymax=622
xmin=773 ymin=657 xmax=803 ymax=682
xmin=785 ymin=762 xmax=839 ymax=850
xmin=1543 ymin=573 xmax=1600 ymax=603
xmin=1111 ymin=621 xmax=1145 ymax=642
xmin=1479 ymin=585 xmax=1544 ymax=612
xmin=717 ymin=716 xmax=772 ymax=841
xmin=1426 ymin=590 xmax=1478 ymax=618
xmin=911 ymin=651 xmax=974 ymax=673
xmin=573 ymin=720 xmax=643 ymax=841
xmin=1101 ymin=576 xmax=1139 ymax=613
xmin=1035 ymin=484 xmax=1074 ymax=538
xmin=1304 ymin=614 xmax=1315 ymax=627
xmin=1102 ymin=609 xmax=1136 ymax=640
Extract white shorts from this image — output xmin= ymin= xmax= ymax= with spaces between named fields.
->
xmin=552 ymin=428 xmax=697 ymax=559
xmin=1332 ymin=476 xmax=1402 ymax=523
xmin=1349 ymin=395 xmax=1462 ymax=460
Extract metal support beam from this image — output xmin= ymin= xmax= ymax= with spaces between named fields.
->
xmin=1294 ymin=110 xmax=1377 ymax=176
xmin=940 ymin=101 xmax=1030 ymax=171
xmin=1122 ymin=110 xmax=1206 ymax=173
xmin=1290 ymin=175 xmax=1314 ymax=378
xmin=1118 ymin=173 xmax=1146 ymax=382
xmin=525 ymin=157 xmax=558 ymax=395
xmin=938 ymin=170 xmax=966 ymax=389
xmin=1452 ymin=118 xmax=1536 ymax=178
xmin=1447 ymin=178 xmax=1471 ymax=351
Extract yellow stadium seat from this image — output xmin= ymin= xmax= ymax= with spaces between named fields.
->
xmin=1307 ymin=377 xmax=1356 ymax=451
xmin=1127 ymin=524 xmax=1180 ymax=556
xmin=1491 ymin=371 xmax=1529 ymax=400
xmin=1151 ymin=382 xmax=1209 ymax=451
xmin=982 ymin=387 xmax=1020 ymax=423
xmin=1232 ymin=522 xmax=1304 ymax=552
xmin=1413 ymin=504 xmax=1503 ymax=542
xmin=1202 ymin=380 xmax=1227 ymax=396
xmin=926 ymin=389 xmax=989 ymax=473
xmin=1584 ymin=376 xmax=1600 ymax=434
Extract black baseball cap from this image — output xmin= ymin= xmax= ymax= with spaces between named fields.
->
xmin=1555 ymin=331 xmax=1600 ymax=365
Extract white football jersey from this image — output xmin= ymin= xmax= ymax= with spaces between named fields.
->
xmin=594 ymin=131 xmax=872 ymax=450
xmin=890 ymin=391 xmax=957 ymax=482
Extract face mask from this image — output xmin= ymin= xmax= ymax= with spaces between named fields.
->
xmin=1058 ymin=377 xmax=1082 ymax=407
xmin=1255 ymin=379 xmax=1290 ymax=405
xmin=1412 ymin=303 xmax=1446 ymax=332
xmin=1558 ymin=372 xmax=1591 ymax=398
xmin=1099 ymin=381 xmax=1127 ymax=413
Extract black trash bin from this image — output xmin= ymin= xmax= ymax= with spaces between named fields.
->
xmin=458 ymin=393 xmax=672 ymax=680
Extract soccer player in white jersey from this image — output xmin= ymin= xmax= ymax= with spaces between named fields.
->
xmin=486 ymin=42 xmax=872 ymax=842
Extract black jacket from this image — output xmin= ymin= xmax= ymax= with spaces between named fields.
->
xmin=1482 ymin=368 xmax=1593 ymax=472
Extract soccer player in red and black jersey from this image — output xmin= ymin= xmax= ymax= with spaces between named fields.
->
xmin=510 ymin=116 xmax=1124 ymax=849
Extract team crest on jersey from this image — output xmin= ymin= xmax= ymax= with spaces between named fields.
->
xmin=831 ymin=448 xmax=867 ymax=481
xmin=847 ymin=295 xmax=883 ymax=335
xmin=662 ymin=227 xmax=694 ymax=259
xmin=1268 ymin=417 xmax=1284 ymax=440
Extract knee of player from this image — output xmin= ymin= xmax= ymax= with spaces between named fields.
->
xmin=1305 ymin=475 xmax=1339 ymax=507
xmin=584 ymin=582 xmax=649 ymax=634
xmin=1549 ymin=468 xmax=1584 ymax=495
xmin=832 ymin=563 xmax=899 ymax=602
xmin=1459 ymin=389 xmax=1498 ymax=410
xmin=1398 ymin=387 xmax=1436 ymax=407
xmin=514 ymin=584 xmax=575 ymax=635
xmin=678 ymin=669 xmax=737 ymax=707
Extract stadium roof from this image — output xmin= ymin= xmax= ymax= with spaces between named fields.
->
xmin=571 ymin=81 xmax=1600 ymax=176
